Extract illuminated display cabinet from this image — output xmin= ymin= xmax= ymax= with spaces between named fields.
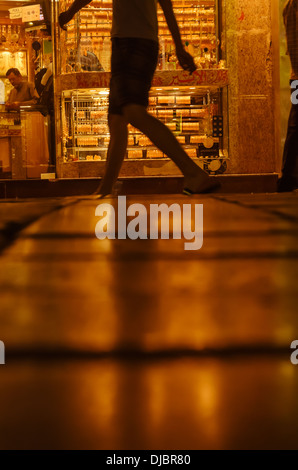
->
xmin=53 ymin=0 xmax=229 ymax=178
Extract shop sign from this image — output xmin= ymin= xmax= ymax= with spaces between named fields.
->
xmin=22 ymin=4 xmax=41 ymax=22
xmin=9 ymin=7 xmax=22 ymax=19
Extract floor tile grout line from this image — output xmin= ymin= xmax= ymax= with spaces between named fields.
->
xmin=216 ymin=195 xmax=298 ymax=223
xmin=0 ymin=198 xmax=83 ymax=256
xmin=16 ymin=228 xmax=298 ymax=239
xmin=2 ymin=251 xmax=298 ymax=262
xmin=4 ymin=345 xmax=293 ymax=362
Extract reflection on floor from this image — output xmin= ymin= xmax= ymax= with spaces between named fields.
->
xmin=0 ymin=192 xmax=298 ymax=449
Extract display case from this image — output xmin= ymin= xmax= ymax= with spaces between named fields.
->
xmin=53 ymin=0 xmax=229 ymax=179
xmin=0 ymin=111 xmax=21 ymax=178
xmin=62 ymin=84 xmax=227 ymax=174
xmin=0 ymin=108 xmax=52 ymax=179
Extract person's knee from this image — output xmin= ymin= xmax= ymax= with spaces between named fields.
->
xmin=123 ymin=104 xmax=147 ymax=129
xmin=108 ymin=113 xmax=127 ymax=133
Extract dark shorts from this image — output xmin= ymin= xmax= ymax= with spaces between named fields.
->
xmin=108 ymin=37 xmax=159 ymax=115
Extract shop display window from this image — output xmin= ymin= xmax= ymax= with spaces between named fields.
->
xmin=54 ymin=0 xmax=229 ymax=177
xmin=57 ymin=0 xmax=223 ymax=74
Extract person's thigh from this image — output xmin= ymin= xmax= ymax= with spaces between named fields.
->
xmin=108 ymin=37 xmax=159 ymax=114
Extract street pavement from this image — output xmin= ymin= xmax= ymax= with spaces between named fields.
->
xmin=0 ymin=191 xmax=298 ymax=450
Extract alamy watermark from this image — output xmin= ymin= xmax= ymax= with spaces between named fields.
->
xmin=291 ymin=80 xmax=298 ymax=104
xmin=95 ymin=196 xmax=203 ymax=251
xmin=0 ymin=340 xmax=5 ymax=364
xmin=290 ymin=340 xmax=298 ymax=365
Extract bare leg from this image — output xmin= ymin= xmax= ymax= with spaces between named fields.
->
xmin=95 ymin=113 xmax=128 ymax=195
xmin=123 ymin=104 xmax=208 ymax=180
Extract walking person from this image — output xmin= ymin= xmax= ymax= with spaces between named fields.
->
xmin=278 ymin=0 xmax=298 ymax=192
xmin=59 ymin=0 xmax=220 ymax=196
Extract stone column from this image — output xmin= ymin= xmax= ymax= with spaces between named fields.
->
xmin=225 ymin=0 xmax=280 ymax=174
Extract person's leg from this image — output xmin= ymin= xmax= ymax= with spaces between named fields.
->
xmin=123 ymin=103 xmax=219 ymax=193
xmin=94 ymin=113 xmax=128 ymax=195
xmin=123 ymin=103 xmax=198 ymax=176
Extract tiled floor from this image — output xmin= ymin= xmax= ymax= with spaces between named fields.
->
xmin=0 ymin=192 xmax=298 ymax=449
